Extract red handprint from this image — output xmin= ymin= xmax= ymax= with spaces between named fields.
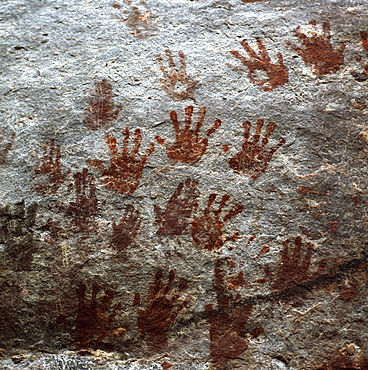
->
xmin=75 ymin=282 xmax=121 ymax=349
xmin=191 ymin=193 xmax=243 ymax=251
xmin=352 ymin=31 xmax=368 ymax=82
xmin=229 ymin=38 xmax=289 ymax=91
xmin=67 ymin=169 xmax=98 ymax=232
xmin=88 ymin=128 xmax=154 ymax=194
xmin=83 ymin=79 xmax=121 ymax=131
xmin=229 ymin=119 xmax=285 ymax=179
xmin=137 ymin=269 xmax=190 ymax=351
xmin=158 ymin=49 xmax=199 ymax=100
xmin=0 ymin=130 xmax=15 ymax=167
xmin=154 ymin=178 xmax=199 ymax=236
xmin=265 ymin=236 xmax=327 ymax=292
xmin=155 ymin=106 xmax=221 ymax=164
xmin=34 ymin=138 xmax=69 ymax=194
xmin=111 ymin=204 xmax=141 ymax=254
xmin=287 ymin=20 xmax=345 ymax=76
xmin=206 ymin=258 xmax=255 ymax=369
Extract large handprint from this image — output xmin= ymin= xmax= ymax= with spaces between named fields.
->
xmin=229 ymin=38 xmax=289 ymax=91
xmin=156 ymin=106 xmax=221 ymax=164
xmin=229 ymin=119 xmax=285 ymax=179
xmin=191 ymin=193 xmax=243 ymax=251
xmin=154 ymin=178 xmax=199 ymax=236
xmin=88 ymin=128 xmax=154 ymax=194
xmin=158 ymin=49 xmax=199 ymax=100
xmin=287 ymin=20 xmax=345 ymax=76
xmin=137 ymin=269 xmax=190 ymax=351
xmin=264 ymin=236 xmax=327 ymax=292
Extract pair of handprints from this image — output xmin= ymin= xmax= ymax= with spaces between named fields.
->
xmin=75 ymin=269 xmax=189 ymax=352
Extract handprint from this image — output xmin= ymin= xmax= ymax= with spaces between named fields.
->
xmin=83 ymin=79 xmax=121 ymax=131
xmin=191 ymin=193 xmax=243 ymax=251
xmin=206 ymin=258 xmax=255 ymax=369
xmin=155 ymin=106 xmax=221 ymax=164
xmin=67 ymin=168 xmax=99 ymax=232
xmin=0 ymin=130 xmax=15 ymax=167
xmin=111 ymin=204 xmax=141 ymax=254
xmin=137 ymin=269 xmax=189 ymax=351
xmin=229 ymin=38 xmax=289 ymax=91
xmin=158 ymin=49 xmax=199 ymax=100
xmin=229 ymin=119 xmax=285 ymax=179
xmin=88 ymin=128 xmax=154 ymax=194
xmin=34 ymin=138 xmax=69 ymax=194
xmin=115 ymin=0 xmax=158 ymax=38
xmin=264 ymin=236 xmax=327 ymax=292
xmin=75 ymin=282 xmax=121 ymax=349
xmin=0 ymin=200 xmax=37 ymax=271
xmin=352 ymin=31 xmax=368 ymax=82
xmin=154 ymin=178 xmax=199 ymax=236
xmin=287 ymin=20 xmax=345 ymax=76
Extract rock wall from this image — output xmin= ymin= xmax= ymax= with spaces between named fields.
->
xmin=1 ymin=0 xmax=368 ymax=369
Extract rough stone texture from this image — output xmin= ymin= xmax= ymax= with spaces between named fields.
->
xmin=1 ymin=0 xmax=368 ymax=369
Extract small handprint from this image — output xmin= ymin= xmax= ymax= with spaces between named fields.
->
xmin=0 ymin=130 xmax=15 ymax=167
xmin=154 ymin=178 xmax=199 ymax=236
xmin=137 ymin=269 xmax=189 ymax=351
xmin=265 ymin=236 xmax=327 ymax=292
xmin=191 ymin=193 xmax=243 ymax=251
xmin=67 ymin=168 xmax=99 ymax=232
xmin=156 ymin=106 xmax=221 ymax=164
xmin=229 ymin=119 xmax=285 ymax=179
xmin=287 ymin=20 xmax=345 ymax=76
xmin=88 ymin=128 xmax=154 ymax=194
xmin=158 ymin=50 xmax=199 ymax=100
xmin=229 ymin=38 xmax=289 ymax=91
xmin=352 ymin=31 xmax=368 ymax=82
xmin=75 ymin=282 xmax=121 ymax=349
xmin=206 ymin=258 xmax=254 ymax=369
xmin=111 ymin=204 xmax=141 ymax=254
xmin=34 ymin=138 xmax=69 ymax=194
xmin=83 ymin=79 xmax=121 ymax=131
xmin=116 ymin=0 xmax=158 ymax=38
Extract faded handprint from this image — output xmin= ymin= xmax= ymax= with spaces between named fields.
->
xmin=83 ymin=79 xmax=121 ymax=131
xmin=34 ymin=138 xmax=69 ymax=194
xmin=154 ymin=178 xmax=199 ymax=236
xmin=75 ymin=282 xmax=121 ymax=349
xmin=115 ymin=0 xmax=158 ymax=38
xmin=0 ymin=200 xmax=37 ymax=271
xmin=287 ymin=20 xmax=345 ymax=76
xmin=352 ymin=31 xmax=368 ymax=82
xmin=229 ymin=38 xmax=289 ymax=91
xmin=206 ymin=258 xmax=255 ymax=369
xmin=88 ymin=128 xmax=154 ymax=194
xmin=67 ymin=169 xmax=98 ymax=232
xmin=155 ymin=106 xmax=221 ymax=164
xmin=111 ymin=204 xmax=141 ymax=254
xmin=229 ymin=119 xmax=285 ymax=179
xmin=265 ymin=236 xmax=327 ymax=292
xmin=0 ymin=130 xmax=15 ymax=167
xmin=191 ymin=193 xmax=243 ymax=251
xmin=137 ymin=269 xmax=189 ymax=351
xmin=158 ymin=49 xmax=199 ymax=100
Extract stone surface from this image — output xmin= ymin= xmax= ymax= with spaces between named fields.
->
xmin=1 ymin=0 xmax=368 ymax=369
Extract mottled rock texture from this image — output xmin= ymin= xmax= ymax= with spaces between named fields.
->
xmin=1 ymin=0 xmax=368 ymax=369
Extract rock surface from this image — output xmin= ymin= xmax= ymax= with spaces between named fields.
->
xmin=1 ymin=0 xmax=368 ymax=369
